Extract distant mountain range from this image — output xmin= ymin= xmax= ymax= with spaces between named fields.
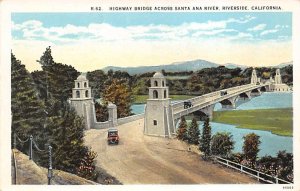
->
xmin=102 ymin=59 xmax=292 ymax=75
xmin=275 ymin=61 xmax=293 ymax=68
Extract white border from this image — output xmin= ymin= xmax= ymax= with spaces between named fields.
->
xmin=1 ymin=0 xmax=299 ymax=191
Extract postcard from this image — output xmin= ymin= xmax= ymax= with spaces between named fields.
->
xmin=0 ymin=0 xmax=299 ymax=191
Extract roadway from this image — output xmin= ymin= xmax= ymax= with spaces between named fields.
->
xmin=84 ymin=118 xmax=259 ymax=184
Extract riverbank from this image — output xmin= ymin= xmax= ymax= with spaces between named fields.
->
xmin=212 ymin=108 xmax=293 ymax=137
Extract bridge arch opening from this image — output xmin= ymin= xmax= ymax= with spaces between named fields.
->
xmin=250 ymin=88 xmax=261 ymax=97
xmin=219 ymin=99 xmax=235 ymax=109
xmin=260 ymin=86 xmax=267 ymax=92
xmin=239 ymin=92 xmax=250 ymax=100
xmin=192 ymin=110 xmax=209 ymax=121
xmin=214 ymin=103 xmax=222 ymax=111
xmin=220 ymin=99 xmax=232 ymax=105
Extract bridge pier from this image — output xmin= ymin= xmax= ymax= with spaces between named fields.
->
xmin=199 ymin=104 xmax=215 ymax=120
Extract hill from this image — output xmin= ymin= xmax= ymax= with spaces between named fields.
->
xmin=275 ymin=61 xmax=293 ymax=68
xmin=102 ymin=59 xmax=221 ymax=75
xmin=102 ymin=59 xmax=292 ymax=75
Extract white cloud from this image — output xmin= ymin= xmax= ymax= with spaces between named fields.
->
xmin=275 ymin=24 xmax=290 ymax=29
xmin=192 ymin=29 xmax=237 ymax=37
xmin=260 ymin=29 xmax=278 ymax=36
xmin=227 ymin=15 xmax=256 ymax=24
xmin=12 ymin=15 xmax=257 ymax=43
xmin=247 ymin=24 xmax=266 ymax=31
xmin=12 ymin=20 xmax=43 ymax=30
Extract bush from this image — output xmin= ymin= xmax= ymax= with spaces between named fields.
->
xmin=211 ymin=132 xmax=234 ymax=158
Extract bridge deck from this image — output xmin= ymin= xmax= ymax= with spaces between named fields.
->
xmin=171 ymin=83 xmax=270 ymax=119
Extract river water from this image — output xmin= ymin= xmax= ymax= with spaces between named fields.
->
xmin=131 ymin=92 xmax=293 ymax=157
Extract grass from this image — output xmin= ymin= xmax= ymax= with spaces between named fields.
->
xmin=212 ymin=108 xmax=293 ymax=137
xmin=165 ymin=75 xmax=191 ymax=80
xmin=133 ymin=94 xmax=195 ymax=104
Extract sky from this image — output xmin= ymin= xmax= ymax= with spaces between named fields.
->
xmin=11 ymin=12 xmax=292 ymax=72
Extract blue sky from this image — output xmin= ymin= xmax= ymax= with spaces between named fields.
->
xmin=11 ymin=12 xmax=292 ymax=72
xmin=12 ymin=12 xmax=292 ymax=42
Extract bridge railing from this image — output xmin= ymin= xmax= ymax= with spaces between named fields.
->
xmin=213 ymin=156 xmax=292 ymax=184
xmin=207 ymin=84 xmax=259 ymax=105
xmin=171 ymin=83 xmax=256 ymax=111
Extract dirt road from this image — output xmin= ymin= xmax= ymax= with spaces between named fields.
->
xmin=84 ymin=119 xmax=258 ymax=184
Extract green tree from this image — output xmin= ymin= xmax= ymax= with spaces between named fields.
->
xmin=32 ymin=47 xmax=97 ymax=179
xmin=43 ymin=105 xmax=92 ymax=175
xmin=77 ymin=150 xmax=98 ymax=181
xmin=11 ymin=52 xmax=46 ymax=151
xmin=176 ymin=116 xmax=188 ymax=141
xmin=200 ymin=117 xmax=212 ymax=159
xmin=36 ymin=46 xmax=54 ymax=66
xmin=102 ymin=79 xmax=132 ymax=118
xmin=187 ymin=118 xmax=200 ymax=145
xmin=211 ymin=132 xmax=234 ymax=158
xmin=132 ymin=78 xmax=149 ymax=95
xmin=34 ymin=46 xmax=79 ymax=103
xmin=242 ymin=133 xmax=261 ymax=167
xmin=86 ymin=70 xmax=108 ymax=98
xmin=276 ymin=150 xmax=293 ymax=182
xmin=95 ymin=102 xmax=108 ymax=122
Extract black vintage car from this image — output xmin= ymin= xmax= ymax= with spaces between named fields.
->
xmin=184 ymin=101 xmax=193 ymax=109
xmin=220 ymin=90 xmax=228 ymax=96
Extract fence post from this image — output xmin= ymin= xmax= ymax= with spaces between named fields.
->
xmin=276 ymin=176 xmax=278 ymax=184
xmin=29 ymin=135 xmax=33 ymax=160
xmin=13 ymin=133 xmax=17 ymax=149
xmin=257 ymin=172 xmax=260 ymax=181
xmin=48 ymin=145 xmax=53 ymax=185
xmin=241 ymin=165 xmax=243 ymax=172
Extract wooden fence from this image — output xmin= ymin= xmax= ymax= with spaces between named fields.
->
xmin=213 ymin=156 xmax=292 ymax=184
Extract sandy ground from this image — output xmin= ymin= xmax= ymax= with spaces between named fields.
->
xmin=84 ymin=119 xmax=258 ymax=184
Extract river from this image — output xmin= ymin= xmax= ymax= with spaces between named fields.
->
xmin=131 ymin=92 xmax=293 ymax=157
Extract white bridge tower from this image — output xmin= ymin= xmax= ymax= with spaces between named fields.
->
xmin=69 ymin=74 xmax=94 ymax=130
xmin=144 ymin=72 xmax=173 ymax=137
xmin=251 ymin=69 xmax=258 ymax=84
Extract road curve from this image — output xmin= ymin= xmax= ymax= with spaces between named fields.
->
xmin=84 ymin=118 xmax=258 ymax=184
